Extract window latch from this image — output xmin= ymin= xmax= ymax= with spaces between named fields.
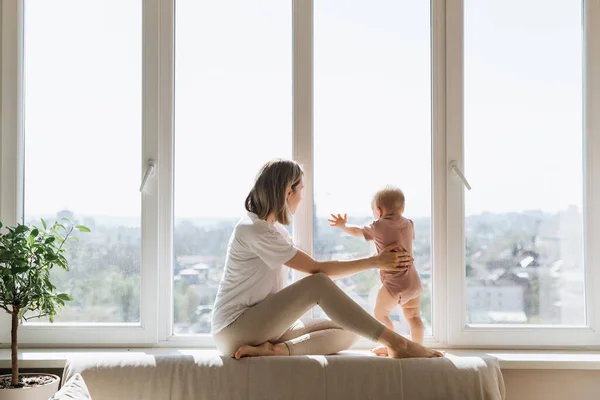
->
xmin=139 ymin=159 xmax=156 ymax=193
xmin=450 ymin=160 xmax=472 ymax=190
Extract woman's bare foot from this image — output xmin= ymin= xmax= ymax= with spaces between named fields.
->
xmin=379 ymin=328 xmax=444 ymax=359
xmin=370 ymin=345 xmax=389 ymax=357
xmin=388 ymin=339 xmax=444 ymax=359
xmin=233 ymin=342 xmax=289 ymax=359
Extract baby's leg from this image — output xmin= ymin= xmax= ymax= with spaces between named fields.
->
xmin=371 ymin=286 xmax=398 ymax=356
xmin=374 ymin=285 xmax=398 ymax=330
xmin=402 ymin=297 xmax=424 ymax=344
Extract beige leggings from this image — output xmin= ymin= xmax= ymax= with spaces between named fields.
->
xmin=213 ymin=272 xmax=386 ymax=356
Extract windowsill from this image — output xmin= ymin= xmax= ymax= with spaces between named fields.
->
xmin=1 ymin=348 xmax=600 ymax=371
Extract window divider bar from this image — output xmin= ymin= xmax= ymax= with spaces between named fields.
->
xmin=157 ymin=0 xmax=176 ymax=342
xmin=584 ymin=0 xmax=600 ymax=344
xmin=292 ymin=0 xmax=314 ymax=271
xmin=431 ymin=0 xmax=449 ymax=345
xmin=445 ymin=0 xmax=467 ymax=345
xmin=136 ymin=0 xmax=161 ymax=344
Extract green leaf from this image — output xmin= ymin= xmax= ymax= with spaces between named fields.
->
xmin=12 ymin=266 xmax=28 ymax=274
xmin=30 ymin=228 xmax=39 ymax=237
xmin=57 ymin=293 xmax=72 ymax=301
xmin=15 ymin=225 xmax=28 ymax=234
xmin=75 ymin=225 xmax=90 ymax=233
xmin=40 ymin=218 xmax=47 ymax=230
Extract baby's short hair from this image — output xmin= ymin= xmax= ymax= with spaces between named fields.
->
xmin=373 ymin=186 xmax=405 ymax=213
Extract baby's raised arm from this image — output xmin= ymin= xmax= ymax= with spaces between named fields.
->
xmin=328 ymin=213 xmax=363 ymax=237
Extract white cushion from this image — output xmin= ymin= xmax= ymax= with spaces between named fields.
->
xmin=49 ymin=373 xmax=91 ymax=400
xmin=62 ymin=350 xmax=506 ymax=400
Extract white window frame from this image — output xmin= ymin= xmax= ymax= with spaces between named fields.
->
xmin=157 ymin=0 xmax=308 ymax=348
xmin=0 ymin=0 xmax=160 ymax=345
xmin=1 ymin=0 xmax=599 ymax=349
xmin=445 ymin=0 xmax=600 ymax=347
xmin=302 ymin=0 xmax=447 ymax=349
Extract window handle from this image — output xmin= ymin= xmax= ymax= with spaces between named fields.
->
xmin=139 ymin=159 xmax=155 ymax=192
xmin=450 ymin=160 xmax=472 ymax=190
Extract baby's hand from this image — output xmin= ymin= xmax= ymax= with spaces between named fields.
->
xmin=328 ymin=213 xmax=348 ymax=228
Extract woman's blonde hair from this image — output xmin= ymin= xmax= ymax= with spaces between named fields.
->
xmin=245 ymin=159 xmax=303 ymax=225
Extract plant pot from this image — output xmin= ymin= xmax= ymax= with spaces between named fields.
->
xmin=0 ymin=374 xmax=60 ymax=400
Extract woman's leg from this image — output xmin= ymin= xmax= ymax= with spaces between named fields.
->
xmin=273 ymin=318 xmax=359 ymax=356
xmin=214 ymin=273 xmax=443 ymax=358
xmin=214 ymin=272 xmax=380 ymax=357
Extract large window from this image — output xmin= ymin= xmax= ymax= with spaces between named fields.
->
xmin=313 ymin=0 xmax=432 ymax=337
xmin=2 ymin=0 xmax=600 ymax=347
xmin=23 ymin=0 xmax=142 ymax=324
xmin=463 ymin=0 xmax=584 ymax=326
xmin=173 ymin=0 xmax=292 ymax=335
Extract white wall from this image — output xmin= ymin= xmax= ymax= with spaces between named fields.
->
xmin=503 ymin=369 xmax=600 ymax=400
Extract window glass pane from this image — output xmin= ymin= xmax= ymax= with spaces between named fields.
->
xmin=23 ymin=0 xmax=142 ymax=323
xmin=313 ymin=0 xmax=432 ymax=337
xmin=173 ymin=0 xmax=292 ymax=334
xmin=464 ymin=0 xmax=584 ymax=325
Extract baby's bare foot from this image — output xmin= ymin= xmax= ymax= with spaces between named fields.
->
xmin=233 ymin=342 xmax=289 ymax=359
xmin=388 ymin=340 xmax=445 ymax=359
xmin=370 ymin=345 xmax=389 ymax=357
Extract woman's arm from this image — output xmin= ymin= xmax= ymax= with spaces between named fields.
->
xmin=284 ymin=244 xmax=411 ymax=279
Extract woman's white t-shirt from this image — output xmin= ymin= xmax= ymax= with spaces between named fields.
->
xmin=211 ymin=212 xmax=298 ymax=334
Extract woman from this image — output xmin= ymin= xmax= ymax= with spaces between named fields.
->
xmin=211 ymin=159 xmax=443 ymax=359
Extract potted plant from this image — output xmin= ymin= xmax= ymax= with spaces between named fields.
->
xmin=0 ymin=219 xmax=89 ymax=400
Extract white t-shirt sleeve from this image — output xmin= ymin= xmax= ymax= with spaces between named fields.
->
xmin=252 ymin=227 xmax=298 ymax=269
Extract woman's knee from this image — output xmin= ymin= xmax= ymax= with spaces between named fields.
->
xmin=306 ymin=272 xmax=333 ymax=287
xmin=297 ymin=273 xmax=337 ymax=305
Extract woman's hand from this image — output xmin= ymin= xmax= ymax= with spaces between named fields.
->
xmin=376 ymin=243 xmax=413 ymax=271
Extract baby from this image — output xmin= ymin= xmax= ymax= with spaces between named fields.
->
xmin=329 ymin=186 xmax=424 ymax=355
